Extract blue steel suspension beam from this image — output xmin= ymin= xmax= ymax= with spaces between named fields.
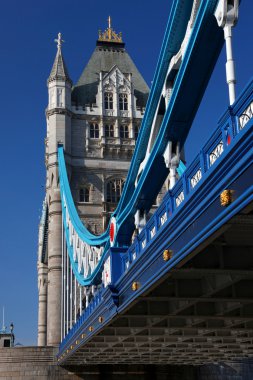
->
xmin=58 ymin=0 xmax=242 ymax=285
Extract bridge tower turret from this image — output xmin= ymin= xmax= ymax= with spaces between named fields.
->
xmin=47 ymin=32 xmax=72 ymax=154
xmin=38 ymin=21 xmax=149 ymax=346
xmin=43 ymin=33 xmax=72 ymax=346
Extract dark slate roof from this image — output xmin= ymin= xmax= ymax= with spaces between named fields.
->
xmin=48 ymin=47 xmax=72 ymax=84
xmin=72 ymin=43 xmax=149 ymax=108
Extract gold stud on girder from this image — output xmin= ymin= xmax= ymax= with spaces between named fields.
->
xmin=89 ymin=326 xmax=94 ymax=332
xmin=220 ymin=189 xmax=233 ymax=207
xmin=163 ymin=249 xmax=173 ymax=261
xmin=98 ymin=316 xmax=104 ymax=323
xmin=132 ymin=281 xmax=140 ymax=291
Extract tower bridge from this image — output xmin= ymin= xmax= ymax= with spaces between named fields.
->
xmin=37 ymin=0 xmax=253 ymax=375
xmin=58 ymin=77 xmax=253 ymax=366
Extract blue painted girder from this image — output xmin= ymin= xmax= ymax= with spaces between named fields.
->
xmin=58 ymin=107 xmax=253 ymax=359
xmin=116 ymin=0 xmax=225 ymax=245
xmin=115 ymin=0 xmax=195 ymax=216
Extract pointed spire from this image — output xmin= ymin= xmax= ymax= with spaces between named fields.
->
xmin=48 ymin=32 xmax=72 ymax=84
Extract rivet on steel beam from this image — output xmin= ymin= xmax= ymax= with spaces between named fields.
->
xmin=81 ymin=333 xmax=86 ymax=339
xmin=89 ymin=326 xmax=94 ymax=332
xmin=76 ymin=340 xmax=79 ymax=345
xmin=163 ymin=249 xmax=173 ymax=261
xmin=98 ymin=316 xmax=104 ymax=323
xmin=220 ymin=189 xmax=233 ymax=206
xmin=132 ymin=281 xmax=140 ymax=291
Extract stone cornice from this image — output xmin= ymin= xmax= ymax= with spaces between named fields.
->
xmin=71 ymin=113 xmax=144 ymax=122
xmin=46 ymin=108 xmax=72 ymax=118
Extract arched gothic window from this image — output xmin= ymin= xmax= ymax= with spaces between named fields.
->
xmin=104 ymin=92 xmax=113 ymax=110
xmin=120 ymin=125 xmax=129 ymax=138
xmin=90 ymin=123 xmax=99 ymax=139
xmin=105 ymin=124 xmax=114 ymax=137
xmin=79 ymin=187 xmax=90 ymax=203
xmin=119 ymin=93 xmax=128 ymax=110
xmin=106 ymin=179 xmax=124 ymax=203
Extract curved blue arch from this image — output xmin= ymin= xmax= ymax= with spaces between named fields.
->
xmin=58 ymin=146 xmax=111 ymax=285
xmin=58 ymin=146 xmax=109 ymax=245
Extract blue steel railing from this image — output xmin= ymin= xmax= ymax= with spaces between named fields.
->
xmin=60 ymin=287 xmax=104 ymax=348
xmin=121 ymin=77 xmax=253 ymax=274
xmin=59 ymin=77 xmax=253 ymax=352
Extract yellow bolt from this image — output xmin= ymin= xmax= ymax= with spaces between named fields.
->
xmin=163 ymin=249 xmax=173 ymax=261
xmin=220 ymin=189 xmax=233 ymax=207
xmin=132 ymin=281 xmax=140 ymax=291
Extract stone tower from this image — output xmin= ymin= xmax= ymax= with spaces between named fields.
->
xmin=37 ymin=20 xmax=149 ymax=346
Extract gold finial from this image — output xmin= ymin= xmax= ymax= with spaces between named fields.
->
xmin=98 ymin=17 xmax=123 ymax=43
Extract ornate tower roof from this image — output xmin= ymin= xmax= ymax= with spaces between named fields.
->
xmin=72 ymin=19 xmax=149 ymax=107
xmin=48 ymin=33 xmax=72 ymax=84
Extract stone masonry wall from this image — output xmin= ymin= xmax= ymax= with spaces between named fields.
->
xmin=0 ymin=348 xmax=197 ymax=380
xmin=1 ymin=347 xmax=252 ymax=379
xmin=0 ymin=347 xmax=79 ymax=380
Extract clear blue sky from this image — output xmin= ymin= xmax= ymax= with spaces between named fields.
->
xmin=0 ymin=0 xmax=252 ymax=346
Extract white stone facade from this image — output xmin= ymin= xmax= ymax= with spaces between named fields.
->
xmin=37 ymin=34 xmax=149 ymax=346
